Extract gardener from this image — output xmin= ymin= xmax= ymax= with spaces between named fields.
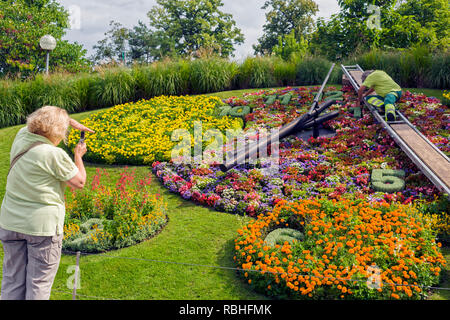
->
xmin=355 ymin=70 xmax=402 ymax=121
xmin=0 ymin=106 xmax=93 ymax=300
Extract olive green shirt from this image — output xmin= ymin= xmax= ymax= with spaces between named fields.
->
xmin=362 ymin=70 xmax=401 ymax=97
xmin=0 ymin=126 xmax=78 ymax=236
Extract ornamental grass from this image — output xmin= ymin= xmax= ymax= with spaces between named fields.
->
xmin=234 ymin=199 xmax=446 ymax=300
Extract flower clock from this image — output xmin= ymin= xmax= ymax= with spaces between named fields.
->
xmin=152 ymin=87 xmax=449 ymax=241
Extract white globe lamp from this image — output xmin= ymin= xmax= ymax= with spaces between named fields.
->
xmin=39 ymin=35 xmax=57 ymax=75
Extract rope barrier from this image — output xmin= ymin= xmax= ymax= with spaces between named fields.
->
xmin=60 ymin=249 xmax=450 ymax=300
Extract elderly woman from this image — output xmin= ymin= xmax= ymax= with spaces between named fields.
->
xmin=0 ymin=106 xmax=93 ymax=300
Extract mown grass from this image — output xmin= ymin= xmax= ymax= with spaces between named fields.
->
xmin=0 ymin=86 xmax=448 ymax=300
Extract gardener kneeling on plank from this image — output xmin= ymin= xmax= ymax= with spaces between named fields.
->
xmin=356 ymin=70 xmax=402 ymax=122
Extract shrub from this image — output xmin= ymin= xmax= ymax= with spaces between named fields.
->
xmin=295 ymin=56 xmax=334 ymax=86
xmin=234 ymin=199 xmax=446 ymax=300
xmin=0 ymin=80 xmax=26 ymax=127
xmin=189 ymin=57 xmax=238 ymax=93
xmin=351 ymin=47 xmax=448 ymax=89
xmin=0 ymin=49 xmax=448 ymax=129
xmin=141 ymin=59 xmax=190 ymax=97
xmin=26 ymin=74 xmax=83 ymax=113
xmin=63 ymin=168 xmax=168 ymax=252
xmin=92 ymin=68 xmax=136 ymax=108
xmin=273 ymin=57 xmax=297 ymax=87
xmin=426 ymin=52 xmax=450 ymax=89
xmin=238 ymin=56 xmax=276 ymax=89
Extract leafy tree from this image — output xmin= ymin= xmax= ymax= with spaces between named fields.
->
xmin=396 ymin=0 xmax=450 ymax=48
xmin=146 ymin=0 xmax=244 ymax=58
xmin=272 ymin=30 xmax=308 ymax=61
xmin=128 ymin=21 xmax=159 ymax=63
xmin=0 ymin=0 xmax=90 ymax=77
xmin=92 ymin=21 xmax=130 ymax=64
xmin=253 ymin=0 xmax=318 ymax=55
xmin=51 ymin=40 xmax=90 ymax=73
xmin=310 ymin=0 xmax=450 ymax=61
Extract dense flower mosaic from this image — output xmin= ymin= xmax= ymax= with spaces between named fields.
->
xmin=233 ymin=199 xmax=446 ymax=300
xmin=67 ymin=95 xmax=243 ymax=165
xmin=152 ymin=87 xmax=449 ymax=232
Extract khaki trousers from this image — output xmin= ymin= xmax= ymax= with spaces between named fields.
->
xmin=0 ymin=227 xmax=63 ymax=300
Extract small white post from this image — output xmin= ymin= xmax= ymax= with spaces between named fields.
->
xmin=72 ymin=251 xmax=81 ymax=300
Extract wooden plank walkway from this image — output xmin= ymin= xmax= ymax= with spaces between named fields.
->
xmin=391 ymin=124 xmax=450 ymax=190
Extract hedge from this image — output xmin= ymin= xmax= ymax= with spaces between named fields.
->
xmin=0 ymin=49 xmax=448 ymax=128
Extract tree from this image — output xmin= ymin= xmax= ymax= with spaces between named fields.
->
xmin=146 ymin=0 xmax=244 ymax=58
xmin=396 ymin=0 xmax=450 ymax=48
xmin=272 ymin=30 xmax=308 ymax=61
xmin=309 ymin=0 xmax=450 ymax=61
xmin=0 ymin=0 xmax=90 ymax=77
xmin=253 ymin=0 xmax=318 ymax=55
xmin=92 ymin=21 xmax=130 ymax=64
xmin=128 ymin=21 xmax=157 ymax=63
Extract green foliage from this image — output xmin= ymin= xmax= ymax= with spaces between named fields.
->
xmin=310 ymin=0 xmax=450 ymax=61
xmin=272 ymin=57 xmax=297 ymax=86
xmin=272 ymin=30 xmax=309 ymax=61
xmin=254 ymin=0 xmax=318 ymax=55
xmin=128 ymin=21 xmax=162 ymax=63
xmin=147 ymin=0 xmax=244 ymax=58
xmin=264 ymin=227 xmax=304 ymax=246
xmin=295 ymin=56 xmax=334 ymax=85
xmin=324 ymin=90 xmax=343 ymax=101
xmin=92 ymin=68 xmax=136 ymax=108
xmin=92 ymin=21 xmax=130 ymax=64
xmin=189 ymin=57 xmax=238 ymax=93
xmin=351 ymin=47 xmax=450 ymax=89
xmin=0 ymin=0 xmax=90 ymax=77
xmin=238 ymin=57 xmax=276 ymax=89
xmin=1 ymin=49 xmax=448 ymax=129
xmin=280 ymin=93 xmax=292 ymax=105
xmin=371 ymin=169 xmax=405 ymax=193
xmin=144 ymin=59 xmax=190 ymax=96
xmin=0 ymin=80 xmax=27 ymax=127
xmin=228 ymin=105 xmax=251 ymax=118
xmin=218 ymin=105 xmax=232 ymax=117
xmin=265 ymin=95 xmax=277 ymax=105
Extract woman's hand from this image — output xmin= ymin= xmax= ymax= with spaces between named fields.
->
xmin=74 ymin=142 xmax=87 ymax=158
xmin=69 ymin=118 xmax=95 ymax=133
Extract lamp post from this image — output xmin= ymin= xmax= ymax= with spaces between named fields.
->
xmin=39 ymin=35 xmax=57 ymax=75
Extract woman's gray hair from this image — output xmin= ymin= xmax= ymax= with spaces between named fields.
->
xmin=361 ymin=70 xmax=375 ymax=83
xmin=27 ymin=106 xmax=70 ymax=143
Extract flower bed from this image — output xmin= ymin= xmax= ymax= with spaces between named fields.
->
xmin=154 ymin=87 xmax=447 ymax=203
xmin=152 ymin=86 xmax=449 ymax=241
xmin=233 ymin=199 xmax=446 ymax=300
xmin=63 ymin=168 xmax=168 ymax=252
xmin=67 ymin=95 xmax=243 ymax=165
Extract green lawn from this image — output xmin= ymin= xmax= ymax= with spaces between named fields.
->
xmin=0 ymin=86 xmax=448 ymax=300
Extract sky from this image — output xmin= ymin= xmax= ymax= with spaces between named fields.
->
xmin=58 ymin=0 xmax=340 ymax=61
